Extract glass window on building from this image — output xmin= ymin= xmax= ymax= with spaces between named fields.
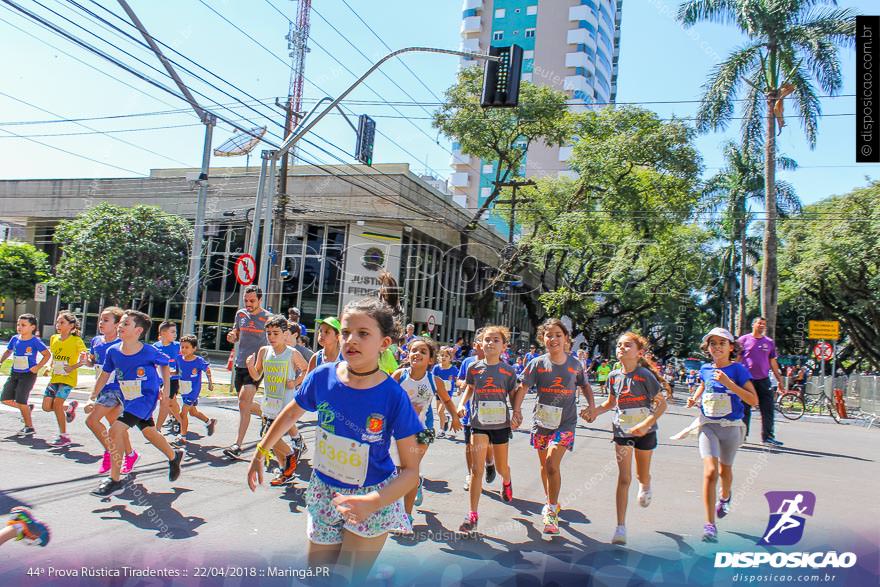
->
xmin=493 ymin=31 xmax=504 ymax=40
xmin=525 ymin=28 xmax=535 ymax=38
xmin=494 ymin=8 xmax=505 ymax=18
xmin=527 ymin=5 xmax=537 ymax=15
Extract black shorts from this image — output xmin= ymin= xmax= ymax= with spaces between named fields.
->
xmin=234 ymin=367 xmax=262 ymax=394
xmin=463 ymin=425 xmax=471 ymax=445
xmin=118 ymin=411 xmax=156 ymax=431
xmin=471 ymin=427 xmax=512 ymax=445
xmin=165 ymin=379 xmax=180 ymax=398
xmin=613 ymin=431 xmax=658 ymax=451
xmin=2 ymin=372 xmax=37 ymax=405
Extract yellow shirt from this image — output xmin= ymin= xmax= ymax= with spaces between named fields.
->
xmin=49 ymin=334 xmax=87 ymax=387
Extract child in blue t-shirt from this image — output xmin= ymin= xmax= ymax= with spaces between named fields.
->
xmin=686 ymin=327 xmax=758 ymax=543
xmin=432 ymin=346 xmax=459 ymax=438
xmin=153 ymin=321 xmax=182 ymax=434
xmin=246 ymin=284 xmax=423 ymax=585
xmin=176 ymin=334 xmax=216 ymax=443
xmin=90 ymin=310 xmax=183 ymax=498
xmin=1 ymin=314 xmax=50 ymax=436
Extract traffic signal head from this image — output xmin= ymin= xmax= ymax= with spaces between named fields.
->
xmin=481 ymin=44 xmax=523 ymax=108
xmin=355 ymin=114 xmax=376 ymax=166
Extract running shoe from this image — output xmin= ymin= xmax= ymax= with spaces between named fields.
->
xmin=48 ymin=434 xmax=71 ymax=448
xmin=543 ymin=509 xmax=560 ymax=535
xmin=8 ymin=507 xmax=51 ymax=546
xmin=223 ymin=444 xmax=242 ymax=459
xmin=611 ymin=525 xmax=627 ymax=545
xmin=638 ymin=485 xmax=653 ymax=508
xmin=763 ymin=438 xmax=784 ymax=447
xmin=414 ymin=476 xmax=424 ymax=507
xmin=206 ymin=418 xmax=217 ymax=436
xmin=65 ymin=400 xmax=78 ymax=423
xmin=121 ymin=451 xmax=140 ymax=475
xmin=401 ymin=514 xmax=415 ymax=537
xmin=171 ymin=434 xmax=184 ymax=446
xmin=168 ymin=450 xmax=184 ymax=482
xmin=501 ymin=481 xmax=513 ymax=502
xmin=270 ymin=452 xmax=299 ymax=486
xmin=458 ymin=511 xmax=478 ymax=535
xmin=437 ymin=430 xmax=446 ymax=439
xmin=172 ymin=421 xmax=181 ymax=435
xmin=702 ymin=523 xmax=718 ymax=543
xmin=463 ymin=474 xmax=472 ymax=491
xmin=98 ymin=450 xmax=112 ymax=475
xmin=92 ymin=478 xmax=125 ymax=497
xmin=485 ymin=463 xmax=497 ymax=484
xmin=716 ymin=494 xmax=732 ymax=519
xmin=16 ymin=426 xmax=35 ymax=438
xmin=291 ymin=435 xmax=308 ymax=456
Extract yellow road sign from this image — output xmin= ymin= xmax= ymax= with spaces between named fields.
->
xmin=808 ymin=320 xmax=839 ymax=340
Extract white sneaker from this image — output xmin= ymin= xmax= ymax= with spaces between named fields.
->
xmin=638 ymin=485 xmax=652 ymax=508
xmin=463 ymin=474 xmax=472 ymax=491
xmin=612 ymin=525 xmax=627 ymax=545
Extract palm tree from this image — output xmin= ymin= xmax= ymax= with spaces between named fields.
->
xmin=701 ymin=140 xmax=800 ymax=334
xmin=678 ymin=0 xmax=855 ymax=338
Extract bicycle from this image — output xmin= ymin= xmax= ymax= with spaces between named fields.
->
xmin=775 ymin=385 xmax=841 ymax=424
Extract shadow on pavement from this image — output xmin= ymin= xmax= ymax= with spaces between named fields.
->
xmin=739 ymin=443 xmax=873 ymax=461
xmin=655 ymin=530 xmax=696 ymax=557
xmin=92 ymin=485 xmax=205 ymax=539
xmin=47 ymin=443 xmax=102 ymax=465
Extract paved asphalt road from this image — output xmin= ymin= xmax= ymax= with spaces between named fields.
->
xmin=1 ymin=385 xmax=877 ymax=587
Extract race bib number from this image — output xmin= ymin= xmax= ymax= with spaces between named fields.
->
xmin=314 ymin=429 xmax=369 ymax=486
xmin=477 ymin=400 xmax=507 ymax=426
xmin=119 ymin=379 xmax=143 ymax=401
xmin=178 ymin=380 xmax=193 ymax=395
xmin=702 ymin=392 xmax=733 ymax=417
xmin=535 ymin=403 xmax=563 ymax=430
xmin=169 ymin=360 xmax=178 ymax=374
xmin=13 ymin=356 xmax=30 ymax=371
xmin=53 ymin=362 xmax=68 ymax=375
xmin=617 ymin=407 xmax=650 ymax=429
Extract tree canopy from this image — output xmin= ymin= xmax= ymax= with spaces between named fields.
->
xmin=0 ymin=241 xmax=50 ymax=303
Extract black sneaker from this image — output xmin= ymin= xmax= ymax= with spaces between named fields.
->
xmin=168 ymin=450 xmax=184 ymax=482
xmin=206 ymin=418 xmax=217 ymax=437
xmin=17 ymin=426 xmax=35 ymax=437
xmin=485 ymin=463 xmax=497 ymax=484
xmin=172 ymin=421 xmax=181 ymax=435
xmin=223 ymin=444 xmax=242 ymax=459
xmin=92 ymin=478 xmax=125 ymax=497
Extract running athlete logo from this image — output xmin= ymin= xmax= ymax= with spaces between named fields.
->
xmin=759 ymin=491 xmax=816 ymax=546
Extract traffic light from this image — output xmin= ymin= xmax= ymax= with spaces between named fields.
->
xmin=481 ymin=44 xmax=523 ymax=108
xmin=355 ymin=114 xmax=376 ymax=166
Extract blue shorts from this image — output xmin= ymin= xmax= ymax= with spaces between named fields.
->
xmin=95 ymin=387 xmax=124 ymax=408
xmin=181 ymin=393 xmax=200 ymax=407
xmin=44 ymin=383 xmax=73 ymax=400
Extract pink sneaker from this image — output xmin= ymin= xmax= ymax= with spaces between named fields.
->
xmin=98 ymin=451 xmax=112 ymax=475
xmin=121 ymin=451 xmax=140 ymax=475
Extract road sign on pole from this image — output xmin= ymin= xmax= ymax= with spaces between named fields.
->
xmin=813 ymin=341 xmax=833 ymax=361
xmin=808 ymin=320 xmax=839 ymax=340
xmin=235 ymin=254 xmax=257 ymax=286
xmin=34 ymin=283 xmax=47 ymax=302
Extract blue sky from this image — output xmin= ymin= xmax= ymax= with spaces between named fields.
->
xmin=0 ymin=0 xmax=876 ymax=207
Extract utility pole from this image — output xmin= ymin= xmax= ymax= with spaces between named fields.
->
xmin=116 ymin=0 xmax=216 ymax=338
xmin=494 ymin=179 xmax=535 ymax=243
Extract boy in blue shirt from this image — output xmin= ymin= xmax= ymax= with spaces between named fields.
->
xmin=1 ymin=314 xmax=50 ymax=436
xmin=154 ymin=321 xmax=182 ymax=436
xmin=176 ymin=334 xmax=216 ymax=444
xmin=91 ymin=310 xmax=184 ymax=497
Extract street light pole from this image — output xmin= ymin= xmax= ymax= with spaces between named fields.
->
xmin=494 ymin=179 xmax=536 ymax=243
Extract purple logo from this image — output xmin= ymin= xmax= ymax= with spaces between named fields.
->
xmin=759 ymin=491 xmax=816 ymax=546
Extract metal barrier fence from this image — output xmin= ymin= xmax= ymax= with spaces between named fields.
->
xmin=785 ymin=374 xmax=879 ymax=418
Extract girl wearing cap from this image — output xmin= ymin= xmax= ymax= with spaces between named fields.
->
xmin=308 ymin=317 xmax=342 ymax=374
xmin=686 ymin=327 xmax=758 ymax=543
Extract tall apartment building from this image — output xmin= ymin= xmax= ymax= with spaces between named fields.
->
xmin=450 ymin=0 xmax=623 ymax=234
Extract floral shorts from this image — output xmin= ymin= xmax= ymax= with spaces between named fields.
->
xmin=530 ymin=430 xmax=575 ymax=452
xmin=305 ymin=473 xmax=410 ymax=545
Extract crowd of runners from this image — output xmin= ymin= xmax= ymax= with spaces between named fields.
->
xmin=1 ymin=274 xmax=789 ymax=583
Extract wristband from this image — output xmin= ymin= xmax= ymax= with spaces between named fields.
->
xmin=255 ymin=443 xmax=275 ymax=464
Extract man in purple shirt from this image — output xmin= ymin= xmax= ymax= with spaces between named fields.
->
xmin=738 ymin=317 xmax=786 ymax=446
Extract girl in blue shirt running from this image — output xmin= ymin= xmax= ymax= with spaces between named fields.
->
xmin=247 ymin=273 xmax=423 ymax=584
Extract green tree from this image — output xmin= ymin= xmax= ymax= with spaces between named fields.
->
xmin=0 ymin=241 xmax=50 ymax=303
xmin=701 ymin=140 xmax=800 ymax=334
xmin=501 ymin=107 xmax=712 ymax=353
xmin=777 ymin=183 xmax=880 ymax=370
xmin=678 ymin=0 xmax=855 ymax=338
xmin=433 ymin=67 xmax=575 ymax=232
xmin=53 ymin=203 xmax=192 ymax=307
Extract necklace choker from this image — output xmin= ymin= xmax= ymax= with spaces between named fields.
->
xmin=346 ymin=364 xmax=380 ymax=377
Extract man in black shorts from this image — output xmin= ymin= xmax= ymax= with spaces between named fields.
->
xmin=223 ymin=285 xmax=271 ymax=458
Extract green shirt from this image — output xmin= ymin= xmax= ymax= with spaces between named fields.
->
xmin=597 ymin=364 xmax=612 ymax=382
